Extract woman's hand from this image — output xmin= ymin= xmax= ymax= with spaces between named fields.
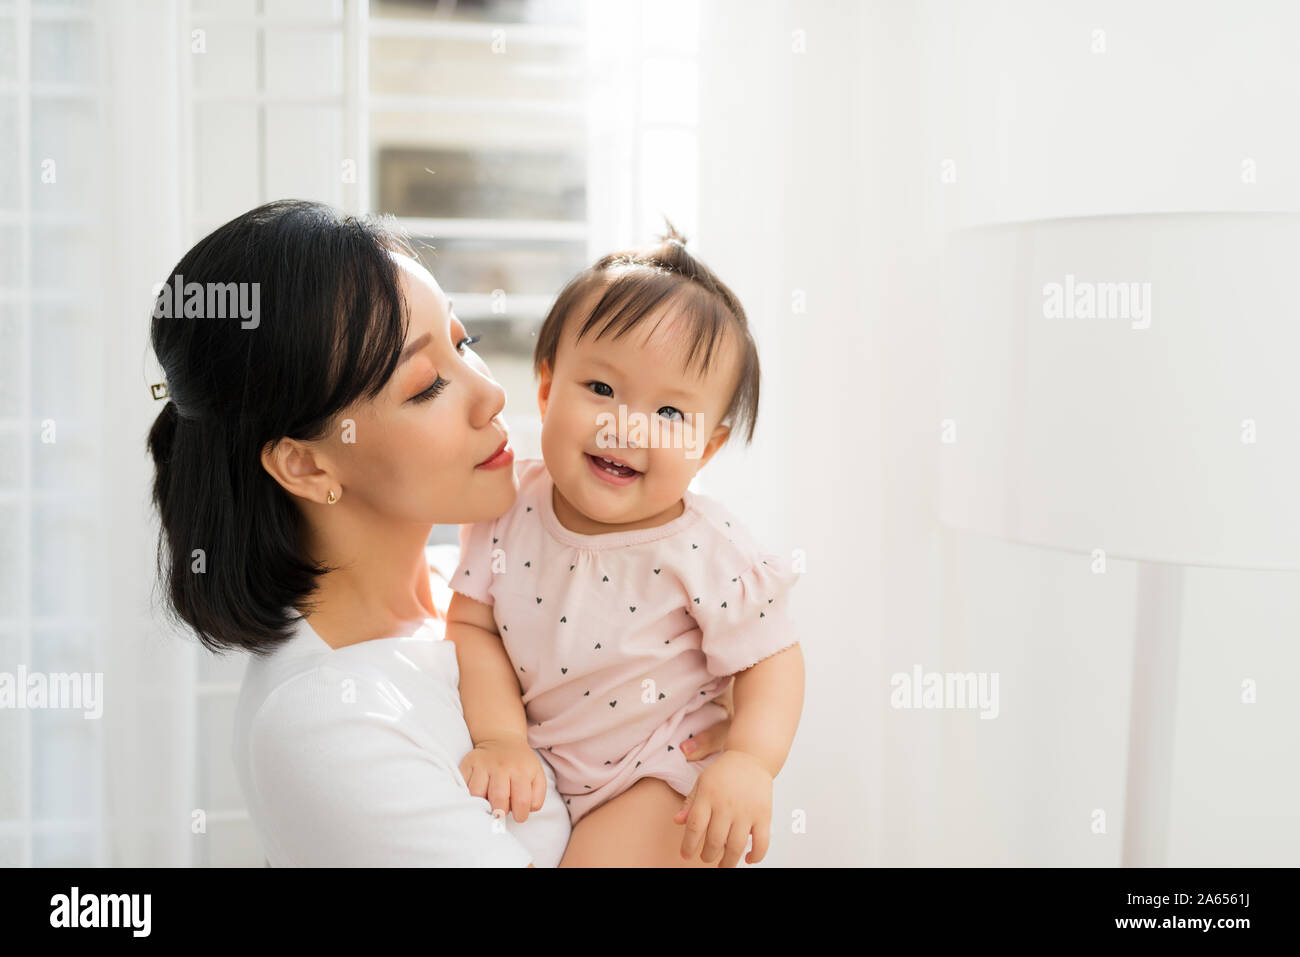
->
xmin=679 ymin=677 xmax=734 ymax=761
xmin=459 ymin=737 xmax=548 ymax=823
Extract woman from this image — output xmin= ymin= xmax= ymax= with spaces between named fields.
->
xmin=147 ymin=199 xmax=734 ymax=866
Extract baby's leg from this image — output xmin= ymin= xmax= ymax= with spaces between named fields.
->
xmin=559 ymin=777 xmax=722 ymax=868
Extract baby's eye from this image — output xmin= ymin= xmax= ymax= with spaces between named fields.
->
xmin=456 ymin=334 xmax=480 ymax=355
xmin=587 ymin=381 xmax=614 ymax=398
xmin=658 ymin=406 xmax=683 ymax=421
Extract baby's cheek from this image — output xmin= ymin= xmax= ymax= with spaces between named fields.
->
xmin=650 ymin=459 xmax=694 ymax=502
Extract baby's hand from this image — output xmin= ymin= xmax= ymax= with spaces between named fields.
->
xmin=459 ymin=737 xmax=548 ymax=823
xmin=674 ymin=750 xmax=773 ymax=867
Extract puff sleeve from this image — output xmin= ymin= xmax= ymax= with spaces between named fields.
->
xmin=693 ymin=554 xmax=801 ymax=677
xmin=450 ymin=520 xmax=499 ymax=606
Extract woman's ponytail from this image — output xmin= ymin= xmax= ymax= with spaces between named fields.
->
xmin=146 ymin=400 xmax=179 ymax=518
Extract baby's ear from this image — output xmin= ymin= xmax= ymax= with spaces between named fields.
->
xmin=696 ymin=423 xmax=731 ymax=469
xmin=536 ymin=359 xmax=552 ymax=417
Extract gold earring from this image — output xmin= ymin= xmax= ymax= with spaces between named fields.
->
xmin=326 ymin=489 xmax=338 ymax=505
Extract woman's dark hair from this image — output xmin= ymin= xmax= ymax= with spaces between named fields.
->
xmin=532 ymin=221 xmax=761 ymax=445
xmin=147 ymin=199 xmax=412 ymax=656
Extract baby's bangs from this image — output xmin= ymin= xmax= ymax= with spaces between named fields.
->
xmin=580 ymin=270 xmax=732 ymax=377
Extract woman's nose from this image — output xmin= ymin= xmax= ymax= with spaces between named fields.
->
xmin=468 ymin=364 xmax=507 ymax=428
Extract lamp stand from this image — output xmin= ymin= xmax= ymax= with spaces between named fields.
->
xmin=1120 ymin=561 xmax=1184 ymax=866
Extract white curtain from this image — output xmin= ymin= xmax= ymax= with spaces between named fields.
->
xmin=695 ymin=0 xmax=882 ymax=866
xmin=100 ymin=0 xmax=197 ymax=868
xmin=0 ymin=0 xmax=197 ymax=867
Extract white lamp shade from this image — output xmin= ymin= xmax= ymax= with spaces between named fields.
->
xmin=938 ymin=214 xmax=1300 ymax=571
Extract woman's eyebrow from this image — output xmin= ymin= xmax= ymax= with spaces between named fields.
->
xmin=398 ymin=332 xmax=432 ymax=365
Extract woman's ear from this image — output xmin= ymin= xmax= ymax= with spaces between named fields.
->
xmin=260 ymin=437 xmax=338 ymax=505
xmin=537 ymin=359 xmax=552 ymax=420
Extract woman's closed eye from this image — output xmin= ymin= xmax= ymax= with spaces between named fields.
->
xmin=408 ymin=334 xmax=481 ymax=404
xmin=410 ymin=375 xmax=447 ymax=403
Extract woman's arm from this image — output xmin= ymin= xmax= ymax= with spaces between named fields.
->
xmin=246 ymin=669 xmax=560 ymax=866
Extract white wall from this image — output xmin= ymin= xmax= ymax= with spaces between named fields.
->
xmin=696 ymin=0 xmax=884 ymax=866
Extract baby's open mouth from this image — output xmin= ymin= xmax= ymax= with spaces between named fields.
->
xmin=587 ymin=453 xmax=641 ymax=479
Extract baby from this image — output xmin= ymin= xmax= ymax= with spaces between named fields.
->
xmin=446 ymin=229 xmax=804 ymax=867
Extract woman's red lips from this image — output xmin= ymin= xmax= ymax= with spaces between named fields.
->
xmin=476 ymin=438 xmax=513 ymax=470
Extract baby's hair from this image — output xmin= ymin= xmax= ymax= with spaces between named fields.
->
xmin=532 ymin=218 xmax=761 ymax=445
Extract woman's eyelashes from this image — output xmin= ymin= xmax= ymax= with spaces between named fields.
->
xmin=410 ymin=375 xmax=448 ymax=404
xmin=408 ymin=334 xmax=481 ymax=403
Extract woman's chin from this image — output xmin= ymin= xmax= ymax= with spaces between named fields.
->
xmin=460 ymin=470 xmax=518 ymax=522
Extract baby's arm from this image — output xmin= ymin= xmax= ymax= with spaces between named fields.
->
xmin=675 ymin=642 xmax=805 ymax=866
xmin=724 ymin=641 xmax=805 ymax=777
xmin=445 ymin=591 xmax=548 ymax=823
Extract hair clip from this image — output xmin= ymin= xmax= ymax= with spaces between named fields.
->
xmin=150 ymin=382 xmax=169 ymax=400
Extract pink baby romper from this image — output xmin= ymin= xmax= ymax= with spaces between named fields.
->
xmin=452 ymin=457 xmax=800 ymax=826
